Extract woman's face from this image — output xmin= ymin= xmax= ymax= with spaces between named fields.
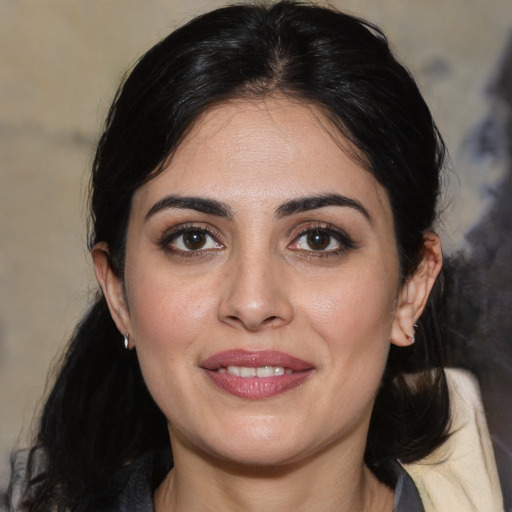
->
xmin=106 ymin=98 xmax=410 ymax=467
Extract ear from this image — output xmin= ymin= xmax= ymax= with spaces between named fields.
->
xmin=92 ymin=242 xmax=133 ymax=346
xmin=391 ymin=233 xmax=442 ymax=347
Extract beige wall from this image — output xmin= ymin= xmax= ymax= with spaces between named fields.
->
xmin=1 ymin=0 xmax=510 ymax=497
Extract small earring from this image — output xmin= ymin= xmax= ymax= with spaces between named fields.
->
xmin=407 ymin=333 xmax=415 ymax=344
xmin=123 ymin=333 xmax=130 ymax=350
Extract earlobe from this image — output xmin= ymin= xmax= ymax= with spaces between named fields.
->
xmin=92 ymin=242 xmax=132 ymax=338
xmin=391 ymin=233 xmax=442 ymax=347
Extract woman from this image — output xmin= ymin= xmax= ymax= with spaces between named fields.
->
xmin=9 ymin=2 xmax=453 ymax=510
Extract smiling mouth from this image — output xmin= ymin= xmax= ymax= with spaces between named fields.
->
xmin=201 ymin=350 xmax=314 ymax=399
xmin=217 ymin=365 xmax=293 ymax=377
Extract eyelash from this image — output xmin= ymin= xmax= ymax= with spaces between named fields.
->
xmin=289 ymin=223 xmax=356 ymax=258
xmin=158 ymin=224 xmax=224 ymax=257
xmin=158 ymin=223 xmax=356 ymax=258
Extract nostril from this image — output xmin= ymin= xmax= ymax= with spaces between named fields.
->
xmin=223 ymin=314 xmax=282 ymax=330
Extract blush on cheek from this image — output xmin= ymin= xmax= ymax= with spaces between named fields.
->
xmin=308 ymin=281 xmax=395 ymax=342
xmin=129 ymin=274 xmax=215 ymax=346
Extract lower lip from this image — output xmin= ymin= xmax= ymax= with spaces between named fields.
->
xmin=203 ymin=369 xmax=314 ymax=399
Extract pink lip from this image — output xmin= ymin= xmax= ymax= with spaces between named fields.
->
xmin=201 ymin=350 xmax=314 ymax=371
xmin=201 ymin=350 xmax=315 ymax=400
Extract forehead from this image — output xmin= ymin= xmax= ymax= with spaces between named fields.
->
xmin=132 ymin=97 xmax=391 ymax=221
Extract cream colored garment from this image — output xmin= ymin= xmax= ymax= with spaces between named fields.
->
xmin=402 ymin=368 xmax=504 ymax=512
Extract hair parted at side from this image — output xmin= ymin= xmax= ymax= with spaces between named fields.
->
xmin=9 ymin=2 xmax=450 ymax=510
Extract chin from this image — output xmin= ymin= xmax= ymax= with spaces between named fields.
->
xmin=190 ymin=415 xmax=330 ymax=469
xmin=211 ymin=439 xmax=309 ymax=469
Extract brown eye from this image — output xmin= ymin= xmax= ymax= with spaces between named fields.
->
xmin=307 ymin=231 xmax=331 ymax=251
xmin=164 ymin=227 xmax=223 ymax=253
xmin=289 ymin=225 xmax=355 ymax=255
xmin=183 ymin=231 xmax=207 ymax=250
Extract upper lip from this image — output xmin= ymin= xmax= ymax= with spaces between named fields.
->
xmin=201 ymin=350 xmax=314 ymax=371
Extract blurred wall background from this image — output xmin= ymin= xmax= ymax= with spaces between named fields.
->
xmin=1 ymin=0 xmax=510 ymax=507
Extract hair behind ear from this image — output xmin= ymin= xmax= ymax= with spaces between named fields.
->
xmin=365 ymin=268 xmax=450 ymax=486
xmin=14 ymin=295 xmax=170 ymax=510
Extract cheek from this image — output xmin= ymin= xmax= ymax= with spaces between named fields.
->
xmin=125 ymin=264 xmax=218 ymax=357
xmin=302 ymin=268 xmax=397 ymax=343
xmin=298 ymin=266 xmax=397 ymax=398
xmin=124 ymin=269 xmax=218 ymax=425
xmin=303 ymin=271 xmax=395 ymax=419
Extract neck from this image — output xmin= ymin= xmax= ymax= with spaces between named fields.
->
xmin=154 ymin=438 xmax=394 ymax=512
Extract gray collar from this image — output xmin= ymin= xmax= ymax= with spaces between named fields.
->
xmin=393 ymin=462 xmax=425 ymax=512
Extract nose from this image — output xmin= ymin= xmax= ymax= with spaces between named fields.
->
xmin=218 ymin=251 xmax=294 ymax=331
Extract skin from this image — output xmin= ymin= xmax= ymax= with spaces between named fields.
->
xmin=94 ymin=97 xmax=442 ymax=512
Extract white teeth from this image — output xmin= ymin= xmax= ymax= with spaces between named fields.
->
xmin=227 ymin=366 xmax=240 ymax=376
xmin=256 ymin=366 xmax=274 ymax=377
xmin=224 ymin=365 xmax=288 ymax=377
xmin=240 ymin=367 xmax=256 ymax=378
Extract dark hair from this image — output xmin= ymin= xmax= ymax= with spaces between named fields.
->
xmin=10 ymin=2 xmax=449 ymax=509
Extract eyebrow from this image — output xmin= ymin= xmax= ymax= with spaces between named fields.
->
xmin=145 ymin=192 xmax=372 ymax=224
xmin=145 ymin=195 xmax=234 ymax=221
xmin=275 ymin=193 xmax=373 ymax=223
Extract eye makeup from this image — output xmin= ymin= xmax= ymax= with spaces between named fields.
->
xmin=288 ymin=222 xmax=358 ymax=259
xmin=157 ymin=223 xmax=225 ymax=257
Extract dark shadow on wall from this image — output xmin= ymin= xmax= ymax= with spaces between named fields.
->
xmin=445 ymin=31 xmax=512 ymax=509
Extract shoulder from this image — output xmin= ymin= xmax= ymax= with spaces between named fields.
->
xmin=6 ymin=448 xmax=171 ymax=512
xmin=100 ymin=449 xmax=172 ymax=512
xmin=113 ymin=452 xmax=156 ymax=512
xmin=7 ymin=448 xmax=31 ymax=512
xmin=392 ymin=462 xmax=425 ymax=512
xmin=402 ymin=369 xmax=504 ymax=512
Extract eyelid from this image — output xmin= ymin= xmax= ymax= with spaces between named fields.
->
xmin=288 ymin=222 xmax=357 ymax=253
xmin=158 ymin=223 xmax=225 ymax=252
